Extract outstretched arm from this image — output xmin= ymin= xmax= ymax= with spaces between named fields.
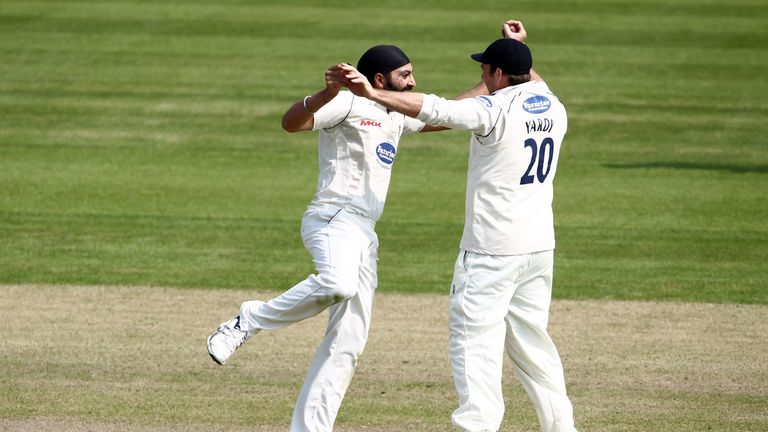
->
xmin=337 ymin=63 xmax=425 ymax=117
xmin=336 ymin=64 xmax=494 ymax=136
xmin=281 ymin=67 xmax=345 ymax=132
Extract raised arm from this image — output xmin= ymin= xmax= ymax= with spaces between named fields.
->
xmin=501 ymin=19 xmax=544 ymax=82
xmin=281 ymin=67 xmax=345 ymax=133
xmin=452 ymin=18 xmax=532 ymax=101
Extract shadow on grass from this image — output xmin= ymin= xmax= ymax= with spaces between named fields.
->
xmin=603 ymin=162 xmax=768 ymax=174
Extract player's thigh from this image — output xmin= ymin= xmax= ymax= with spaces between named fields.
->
xmin=450 ymin=252 xmax=522 ymax=323
xmin=508 ymin=250 xmax=554 ymax=327
xmin=302 ymin=209 xmax=368 ymax=282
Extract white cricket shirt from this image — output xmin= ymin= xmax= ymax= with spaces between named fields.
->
xmin=417 ymin=81 xmax=568 ymax=255
xmin=310 ymin=91 xmax=423 ymax=222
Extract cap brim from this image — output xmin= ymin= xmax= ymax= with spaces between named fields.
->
xmin=470 ymin=53 xmax=485 ymax=63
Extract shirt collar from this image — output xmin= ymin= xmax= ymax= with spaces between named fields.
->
xmin=492 ymin=80 xmax=537 ymax=96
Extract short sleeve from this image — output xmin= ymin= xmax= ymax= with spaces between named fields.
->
xmin=312 ymin=91 xmax=355 ymax=131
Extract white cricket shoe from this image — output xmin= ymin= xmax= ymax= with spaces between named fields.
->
xmin=207 ymin=315 xmax=252 ymax=365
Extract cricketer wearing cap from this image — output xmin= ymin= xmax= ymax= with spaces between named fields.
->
xmin=207 ymin=44 xmax=487 ymax=432
xmin=336 ymin=20 xmax=578 ymax=432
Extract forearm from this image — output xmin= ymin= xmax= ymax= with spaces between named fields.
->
xmin=367 ymin=89 xmax=425 ymax=118
xmin=281 ymin=87 xmax=338 ymax=132
xmin=367 ymin=90 xmax=489 ymax=134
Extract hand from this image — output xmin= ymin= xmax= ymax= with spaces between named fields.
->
xmin=324 ymin=65 xmax=346 ymax=93
xmin=333 ymin=63 xmax=375 ymax=98
xmin=501 ymin=19 xmax=527 ymax=43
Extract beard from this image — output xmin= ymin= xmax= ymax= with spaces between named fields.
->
xmin=384 ymin=79 xmax=413 ymax=92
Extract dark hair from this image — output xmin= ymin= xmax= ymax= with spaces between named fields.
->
xmin=489 ymin=65 xmax=531 ymax=86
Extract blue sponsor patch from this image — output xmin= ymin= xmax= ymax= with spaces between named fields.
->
xmin=476 ymin=96 xmax=493 ymax=108
xmin=376 ymin=142 xmax=396 ymax=165
xmin=522 ymin=95 xmax=551 ymax=114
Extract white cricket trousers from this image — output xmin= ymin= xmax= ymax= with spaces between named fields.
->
xmin=449 ymin=250 xmax=577 ymax=432
xmin=238 ymin=206 xmax=378 ymax=432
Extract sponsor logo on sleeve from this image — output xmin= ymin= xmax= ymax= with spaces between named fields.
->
xmin=376 ymin=142 xmax=397 ymax=167
xmin=476 ymin=96 xmax=494 ymax=108
xmin=522 ymin=96 xmax=551 ymax=114
xmin=360 ymin=120 xmax=382 ymax=127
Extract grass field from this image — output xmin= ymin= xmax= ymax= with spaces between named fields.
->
xmin=1 ymin=0 xmax=767 ymax=430
xmin=2 ymin=285 xmax=767 ymax=431
xmin=1 ymin=0 xmax=766 ymax=302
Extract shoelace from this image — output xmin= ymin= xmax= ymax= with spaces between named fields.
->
xmin=219 ymin=325 xmax=247 ymax=351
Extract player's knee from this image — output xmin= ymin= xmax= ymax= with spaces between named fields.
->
xmin=316 ymin=272 xmax=357 ymax=302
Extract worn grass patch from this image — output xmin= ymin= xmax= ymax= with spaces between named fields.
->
xmin=1 ymin=285 xmax=766 ymax=431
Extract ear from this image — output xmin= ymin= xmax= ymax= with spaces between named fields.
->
xmin=372 ymin=72 xmax=387 ymax=89
xmin=492 ymin=67 xmax=506 ymax=86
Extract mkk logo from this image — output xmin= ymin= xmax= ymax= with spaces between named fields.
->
xmin=376 ymin=143 xmax=396 ymax=166
xmin=360 ymin=120 xmax=382 ymax=127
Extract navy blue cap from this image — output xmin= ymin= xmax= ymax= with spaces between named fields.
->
xmin=471 ymin=39 xmax=532 ymax=75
